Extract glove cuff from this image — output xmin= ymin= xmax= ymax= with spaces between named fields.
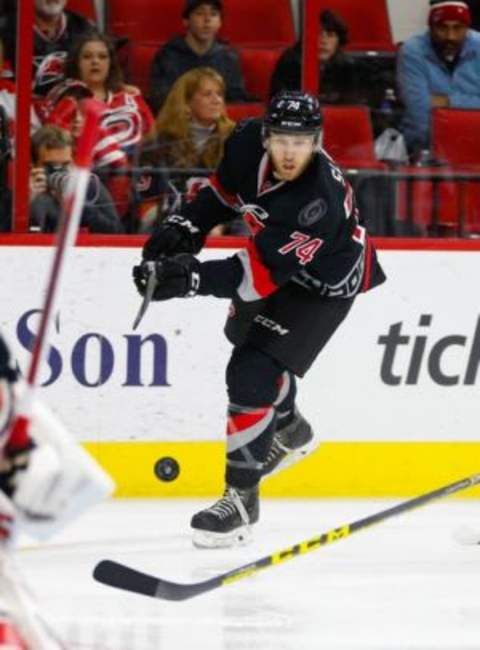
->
xmin=186 ymin=267 xmax=201 ymax=296
xmin=174 ymin=254 xmax=201 ymax=297
xmin=165 ymin=215 xmax=206 ymax=255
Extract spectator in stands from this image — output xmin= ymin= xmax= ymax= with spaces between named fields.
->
xmin=0 ymin=1 xmax=15 ymax=33
xmin=45 ymin=32 xmax=155 ymax=227
xmin=0 ymin=101 xmax=10 ymax=231
xmin=0 ymin=35 xmax=15 ymax=137
xmin=398 ymin=0 xmax=480 ymax=157
xmin=29 ymin=124 xmax=123 ymax=232
xmin=139 ymin=66 xmax=235 ymax=232
xmin=1 ymin=0 xmax=94 ymax=96
xmin=149 ymin=0 xmax=248 ymax=113
xmin=269 ymin=10 xmax=368 ymax=105
xmin=0 ymin=36 xmax=41 ymax=138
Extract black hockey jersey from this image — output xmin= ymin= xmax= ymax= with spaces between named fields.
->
xmin=182 ymin=119 xmax=386 ymax=302
xmin=2 ymin=11 xmax=93 ymax=95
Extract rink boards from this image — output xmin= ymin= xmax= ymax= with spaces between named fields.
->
xmin=1 ymin=236 xmax=480 ymax=498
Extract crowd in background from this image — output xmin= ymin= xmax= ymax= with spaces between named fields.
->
xmin=1 ymin=0 xmax=480 ymax=236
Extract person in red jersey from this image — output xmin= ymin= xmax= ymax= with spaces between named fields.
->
xmin=45 ymin=32 xmax=154 ymax=226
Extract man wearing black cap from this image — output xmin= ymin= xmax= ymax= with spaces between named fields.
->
xmin=398 ymin=0 xmax=480 ymax=156
xmin=149 ymin=0 xmax=247 ymax=112
xmin=269 ymin=10 xmax=364 ymax=105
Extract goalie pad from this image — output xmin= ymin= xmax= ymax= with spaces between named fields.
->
xmin=0 ymin=378 xmax=14 ymax=445
xmin=0 ymin=333 xmax=17 ymax=450
xmin=7 ymin=384 xmax=115 ymax=541
xmin=0 ymin=489 xmax=15 ymax=547
xmin=0 ymin=514 xmax=65 ymax=649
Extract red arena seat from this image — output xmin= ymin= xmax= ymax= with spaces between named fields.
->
xmin=124 ymin=42 xmax=159 ymax=97
xmin=221 ymin=0 xmax=295 ymax=47
xmin=107 ymin=0 xmax=182 ymax=43
xmin=432 ymin=108 xmax=480 ymax=166
xmin=227 ymin=102 xmax=265 ymax=122
xmin=322 ymin=105 xmax=384 ymax=168
xmin=430 ymin=108 xmax=480 ymax=233
xmin=238 ymin=48 xmax=284 ymax=101
xmin=395 ymin=167 xmax=460 ymax=236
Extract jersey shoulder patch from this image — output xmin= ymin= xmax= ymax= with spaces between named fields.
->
xmin=298 ymin=197 xmax=329 ymax=227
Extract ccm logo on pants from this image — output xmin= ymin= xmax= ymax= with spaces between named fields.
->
xmin=254 ymin=315 xmax=289 ymax=336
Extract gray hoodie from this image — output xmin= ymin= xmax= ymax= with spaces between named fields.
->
xmin=149 ymin=35 xmax=248 ymax=112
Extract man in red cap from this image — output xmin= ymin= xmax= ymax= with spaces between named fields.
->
xmin=398 ymin=0 xmax=480 ymax=157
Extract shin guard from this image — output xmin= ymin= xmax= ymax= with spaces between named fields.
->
xmin=226 ymin=403 xmax=277 ymax=488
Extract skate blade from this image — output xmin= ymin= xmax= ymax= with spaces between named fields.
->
xmin=192 ymin=525 xmax=253 ymax=549
xmin=267 ymin=436 xmax=321 ymax=477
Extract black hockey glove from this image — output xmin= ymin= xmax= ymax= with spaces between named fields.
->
xmin=142 ymin=215 xmax=206 ymax=261
xmin=133 ymin=254 xmax=201 ymax=301
xmin=0 ymin=440 xmax=36 ymax=499
xmin=0 ymin=335 xmax=18 ymax=384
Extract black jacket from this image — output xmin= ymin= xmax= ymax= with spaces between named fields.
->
xmin=149 ymin=35 xmax=248 ymax=112
xmin=30 ymin=181 xmax=123 ymax=234
xmin=269 ymin=41 xmax=372 ymax=106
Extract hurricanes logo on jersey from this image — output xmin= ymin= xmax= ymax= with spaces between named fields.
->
xmin=101 ymin=95 xmax=144 ymax=150
xmin=298 ymin=198 xmax=328 ymax=226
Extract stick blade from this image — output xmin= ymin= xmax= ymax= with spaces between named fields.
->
xmin=93 ymin=559 xmax=215 ymax=601
xmin=93 ymin=560 xmax=159 ymax=598
xmin=132 ymin=265 xmax=157 ymax=330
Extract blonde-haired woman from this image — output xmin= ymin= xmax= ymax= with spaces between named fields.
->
xmin=138 ymin=67 xmax=235 ymax=230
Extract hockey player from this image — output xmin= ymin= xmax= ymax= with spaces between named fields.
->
xmin=0 ymin=331 xmax=114 ymax=647
xmin=133 ymin=91 xmax=386 ymax=549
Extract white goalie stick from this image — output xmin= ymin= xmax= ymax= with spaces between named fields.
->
xmin=1 ymin=100 xmax=102 ymax=649
xmin=7 ymin=99 xmax=102 ymax=446
xmin=93 ymin=472 xmax=480 ymax=601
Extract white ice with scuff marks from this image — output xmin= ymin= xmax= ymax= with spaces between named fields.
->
xmin=12 ymin=498 xmax=480 ymax=649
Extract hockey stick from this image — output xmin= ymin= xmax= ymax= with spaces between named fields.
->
xmin=6 ymin=100 xmax=101 ymax=448
xmin=0 ymin=101 xmax=101 ymax=649
xmin=93 ymin=472 xmax=480 ymax=601
xmin=132 ymin=262 xmax=158 ymax=330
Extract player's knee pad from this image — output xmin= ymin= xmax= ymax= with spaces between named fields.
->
xmin=226 ymin=345 xmax=284 ymax=406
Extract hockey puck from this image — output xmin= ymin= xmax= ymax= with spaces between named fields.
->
xmin=154 ymin=457 xmax=180 ymax=482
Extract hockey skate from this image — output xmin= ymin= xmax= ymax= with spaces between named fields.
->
xmin=191 ymin=485 xmax=259 ymax=548
xmin=262 ymin=409 xmax=319 ymax=477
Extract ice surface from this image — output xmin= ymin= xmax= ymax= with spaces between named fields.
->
xmin=15 ymin=498 xmax=480 ymax=649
